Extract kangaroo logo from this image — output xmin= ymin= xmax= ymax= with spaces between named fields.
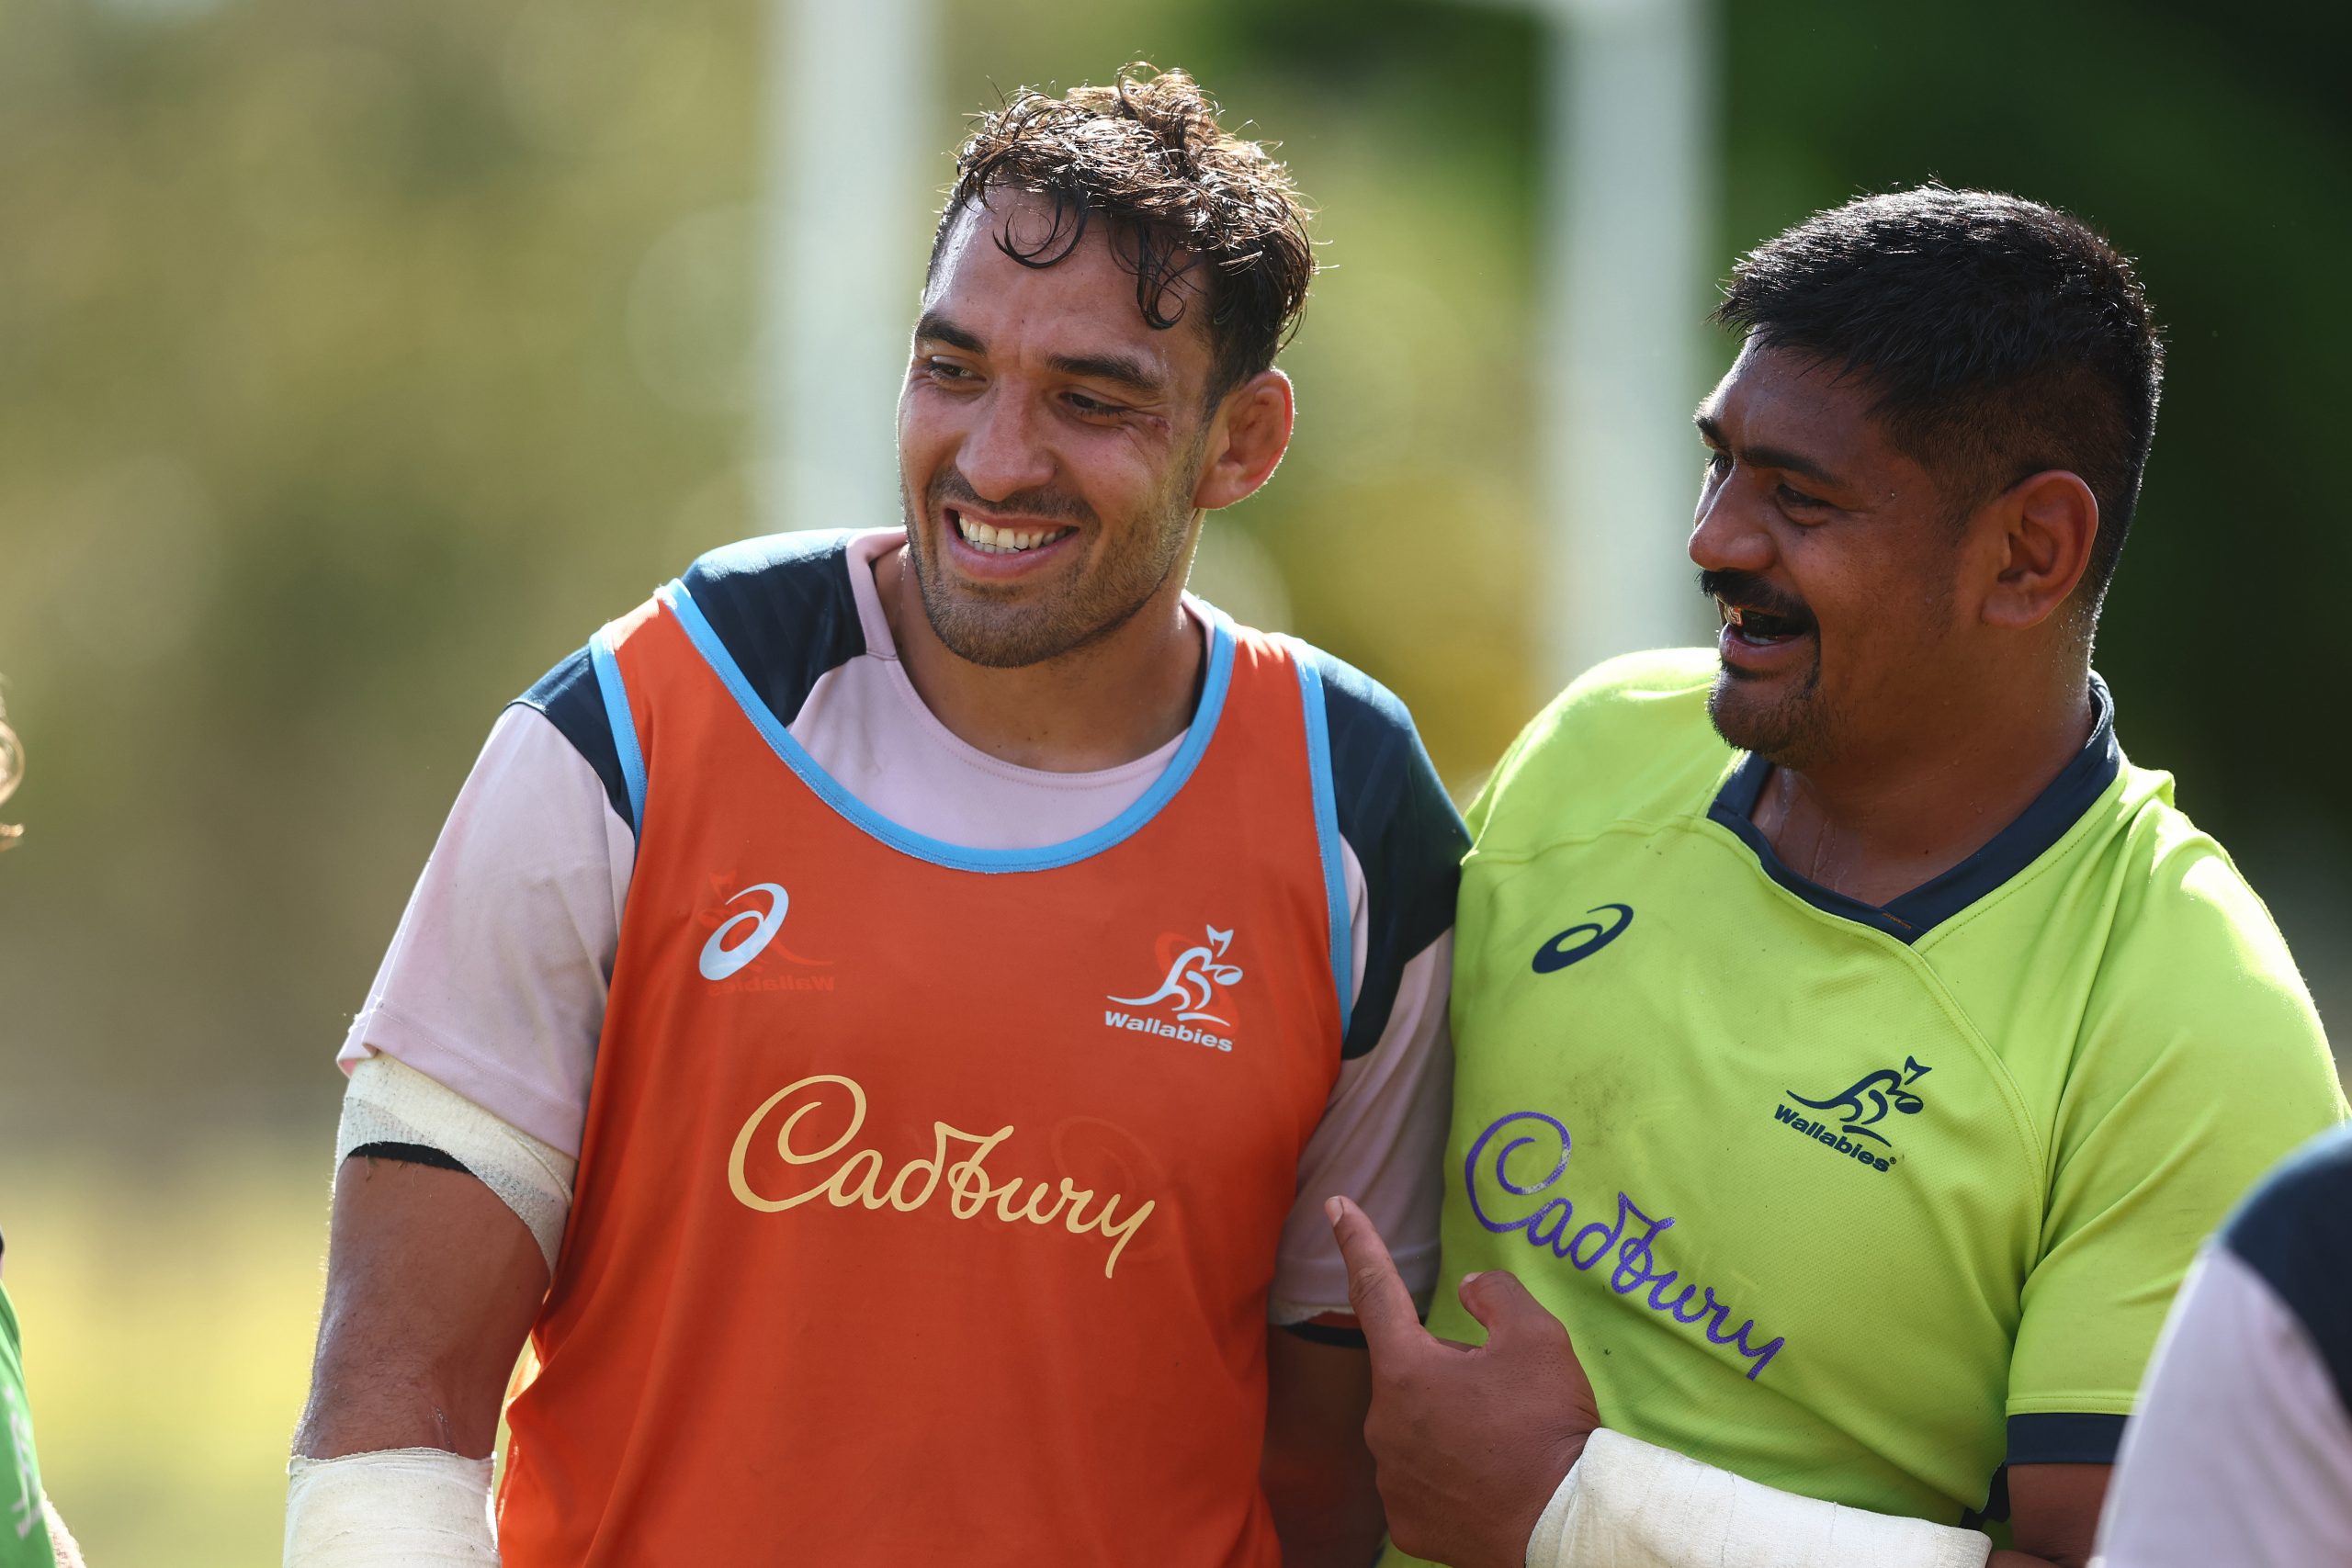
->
xmin=1788 ymin=1056 xmax=1930 ymax=1146
xmin=1110 ymin=926 xmax=1244 ymax=1027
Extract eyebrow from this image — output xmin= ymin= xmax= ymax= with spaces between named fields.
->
xmin=1693 ymin=412 xmax=1846 ymax=490
xmin=912 ymin=310 xmax=1170 ymax=400
xmin=913 ymin=311 xmax=985 ymax=355
xmin=1044 ymin=351 xmax=1168 ymax=399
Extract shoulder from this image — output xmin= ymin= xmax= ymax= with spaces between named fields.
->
xmin=516 ymin=530 xmax=872 ymax=825
xmin=2088 ymin=767 xmax=2333 ymax=1071
xmin=2224 ymin=1125 xmax=2352 ymax=1405
xmin=1473 ymin=648 xmax=1729 ymax=851
xmin=1278 ymin=637 xmax=1464 ymax=856
xmin=671 ymin=529 xmax=869 ymax=697
xmin=1280 ymin=639 xmax=1451 ymax=808
xmin=1275 ymin=634 xmax=1469 ymax=1057
xmin=2049 ymin=767 xmax=2343 ymax=1201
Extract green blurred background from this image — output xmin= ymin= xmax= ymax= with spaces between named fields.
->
xmin=0 ymin=0 xmax=2344 ymax=1558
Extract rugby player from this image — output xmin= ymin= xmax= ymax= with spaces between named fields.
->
xmin=1 ymin=699 xmax=86 ymax=1568
xmin=1329 ymin=188 xmax=2343 ymax=1568
xmin=284 ymin=67 xmax=1466 ymax=1566
xmin=2095 ymin=1122 xmax=2352 ymax=1565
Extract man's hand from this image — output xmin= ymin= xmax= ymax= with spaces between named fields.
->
xmin=1326 ymin=1196 xmax=1600 ymax=1568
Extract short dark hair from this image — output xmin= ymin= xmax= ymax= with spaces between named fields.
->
xmin=1715 ymin=186 xmax=2164 ymax=615
xmin=932 ymin=64 xmax=1316 ymax=404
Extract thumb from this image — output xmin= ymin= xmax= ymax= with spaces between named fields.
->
xmin=1456 ymin=1269 xmax=1566 ymax=1352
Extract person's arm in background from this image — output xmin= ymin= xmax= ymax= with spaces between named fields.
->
xmin=2095 ymin=1127 xmax=2352 ymax=1568
xmin=2 ymin=1245 xmax=87 ymax=1568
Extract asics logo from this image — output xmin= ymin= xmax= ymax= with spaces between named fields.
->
xmin=1531 ymin=904 xmax=1633 ymax=973
xmin=700 ymin=883 xmax=789 ymax=982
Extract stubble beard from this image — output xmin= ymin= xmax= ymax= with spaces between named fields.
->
xmin=1707 ymin=654 xmax=1838 ymax=771
xmin=902 ymin=442 xmax=1204 ymax=671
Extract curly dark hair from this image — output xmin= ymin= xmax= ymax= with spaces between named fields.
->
xmin=932 ymin=64 xmax=1316 ymax=404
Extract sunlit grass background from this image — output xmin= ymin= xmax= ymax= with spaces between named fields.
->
xmin=3 ymin=0 xmax=2346 ymax=1561
xmin=2 ymin=1145 xmax=322 ymax=1561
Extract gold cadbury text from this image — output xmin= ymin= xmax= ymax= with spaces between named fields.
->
xmin=726 ymin=1074 xmax=1157 ymax=1279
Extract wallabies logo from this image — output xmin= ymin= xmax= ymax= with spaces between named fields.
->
xmin=1787 ymin=1057 xmax=1930 ymax=1146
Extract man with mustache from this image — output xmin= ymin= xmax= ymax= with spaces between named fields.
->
xmin=1333 ymin=188 xmax=2342 ymax=1568
xmin=284 ymin=67 xmax=1464 ymax=1565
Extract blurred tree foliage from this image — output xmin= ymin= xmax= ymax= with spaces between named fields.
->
xmin=0 ymin=0 xmax=2344 ymax=1157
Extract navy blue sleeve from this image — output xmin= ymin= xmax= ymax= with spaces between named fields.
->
xmin=1299 ymin=648 xmax=1469 ymax=1061
xmin=517 ymin=649 xmax=632 ymax=829
xmin=681 ymin=532 xmax=865 ymax=732
xmin=2224 ymin=1123 xmax=2352 ymax=1416
xmin=514 ymin=531 xmax=869 ymax=838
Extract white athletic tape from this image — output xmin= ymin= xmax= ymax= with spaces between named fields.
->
xmin=284 ymin=1449 xmax=497 ymax=1567
xmin=336 ymin=1055 xmax=575 ymax=1273
xmin=1527 ymin=1428 xmax=1993 ymax=1568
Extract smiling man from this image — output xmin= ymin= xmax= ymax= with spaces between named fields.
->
xmin=283 ymin=68 xmax=1464 ymax=1566
xmin=1332 ymin=188 xmax=2342 ymax=1568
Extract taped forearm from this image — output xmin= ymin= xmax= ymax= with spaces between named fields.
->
xmin=284 ymin=1449 xmax=497 ymax=1567
xmin=1527 ymin=1429 xmax=1992 ymax=1568
xmin=336 ymin=1055 xmax=576 ymax=1272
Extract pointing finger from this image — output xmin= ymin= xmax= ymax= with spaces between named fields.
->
xmin=1325 ymin=1196 xmax=1430 ymax=1357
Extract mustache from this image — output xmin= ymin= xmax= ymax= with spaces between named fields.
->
xmin=1698 ymin=569 xmax=1814 ymax=626
xmin=926 ymin=467 xmax=1096 ymax=527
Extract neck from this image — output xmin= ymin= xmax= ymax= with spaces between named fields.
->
xmin=878 ymin=544 xmax=1204 ymax=773
xmin=1754 ymin=662 xmax=2096 ymax=908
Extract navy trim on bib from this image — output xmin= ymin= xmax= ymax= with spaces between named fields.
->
xmin=1707 ymin=676 xmax=2120 ymax=943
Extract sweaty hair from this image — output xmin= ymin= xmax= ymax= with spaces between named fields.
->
xmin=932 ymin=64 xmax=1316 ymax=404
xmin=1715 ymin=186 xmax=2164 ymax=616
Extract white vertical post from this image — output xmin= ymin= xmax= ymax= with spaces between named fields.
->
xmin=758 ymin=0 xmax=937 ymax=536
xmin=1532 ymin=0 xmax=1716 ymax=689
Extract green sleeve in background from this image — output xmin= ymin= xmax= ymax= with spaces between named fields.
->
xmin=0 ymin=1286 xmax=58 ymax=1568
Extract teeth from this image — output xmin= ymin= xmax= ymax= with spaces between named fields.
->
xmin=956 ymin=515 xmax=1064 ymax=555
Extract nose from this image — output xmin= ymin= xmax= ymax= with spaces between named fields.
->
xmin=1687 ymin=467 xmax=1774 ymax=578
xmin=956 ymin=386 xmax=1057 ymax=503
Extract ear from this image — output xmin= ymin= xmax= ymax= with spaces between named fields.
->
xmin=1193 ymin=369 xmax=1295 ymax=512
xmin=1980 ymin=469 xmax=2098 ymax=631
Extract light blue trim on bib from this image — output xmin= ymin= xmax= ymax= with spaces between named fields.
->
xmin=588 ymin=625 xmax=648 ymax=833
xmin=657 ymin=580 xmax=1238 ymax=874
xmin=1291 ymin=647 xmax=1355 ymax=1039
